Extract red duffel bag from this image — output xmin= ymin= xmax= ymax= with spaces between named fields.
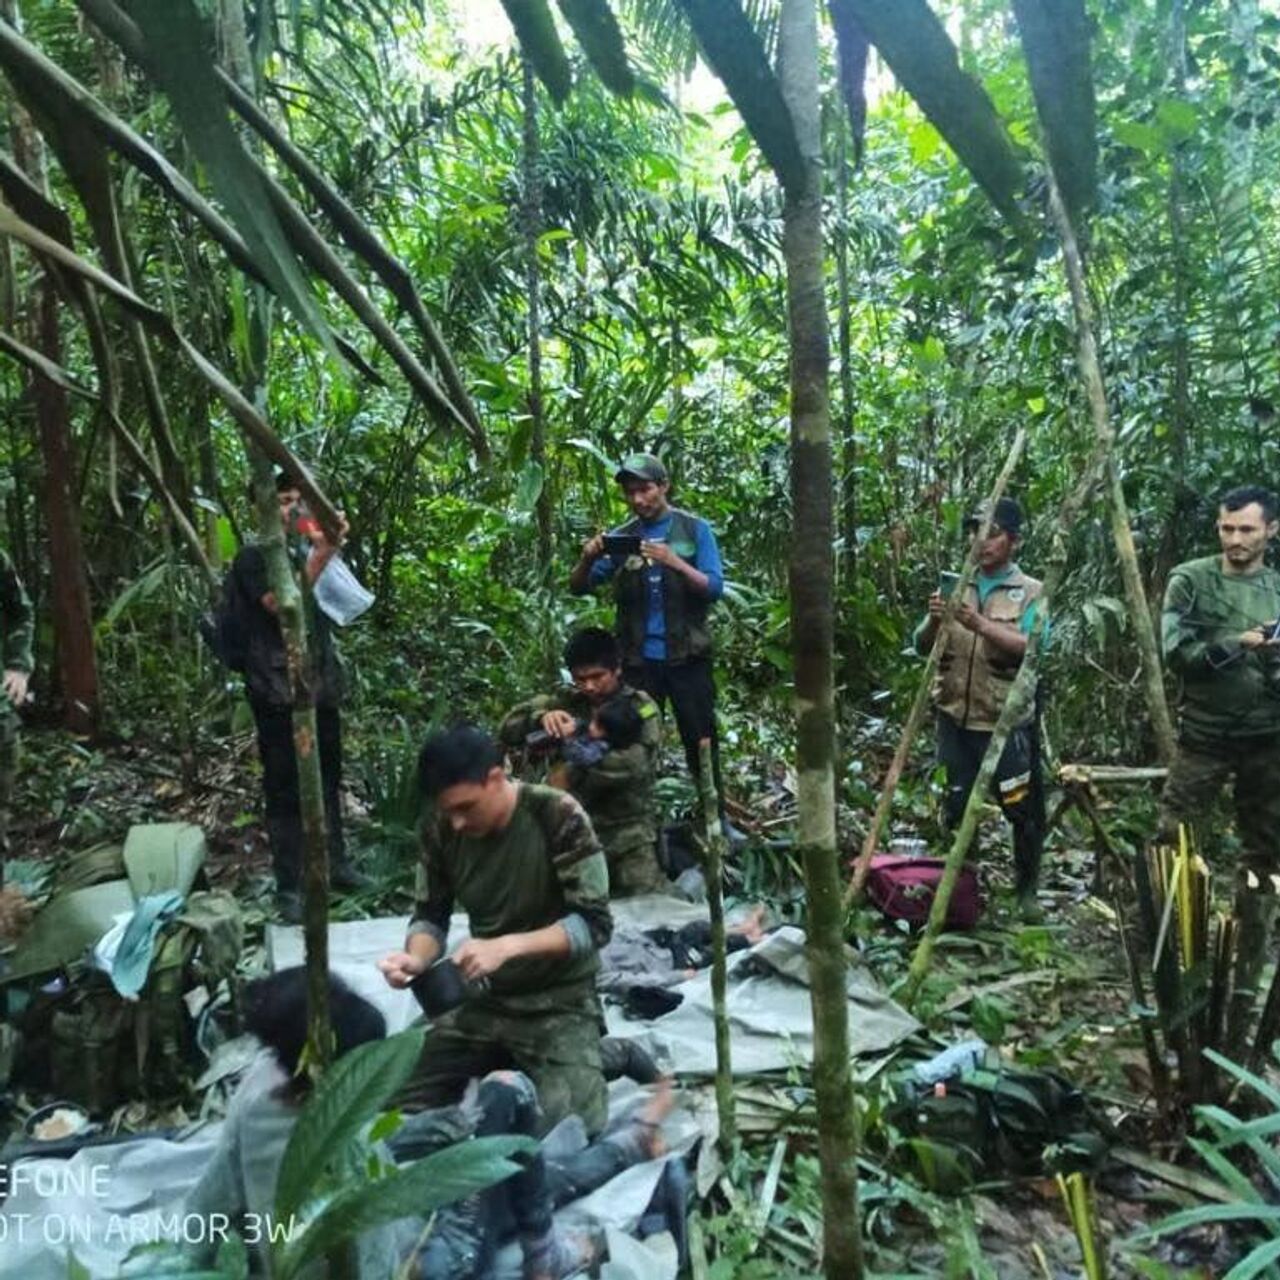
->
xmin=865 ymin=854 xmax=982 ymax=930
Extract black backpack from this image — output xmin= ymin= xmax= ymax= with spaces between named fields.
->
xmin=199 ymin=566 xmax=251 ymax=672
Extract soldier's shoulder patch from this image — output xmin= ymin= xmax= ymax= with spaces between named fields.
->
xmin=638 ymin=699 xmax=658 ymax=719
xmin=1007 ymin=587 xmax=1025 ymax=603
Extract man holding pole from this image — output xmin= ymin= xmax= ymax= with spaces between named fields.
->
xmin=1159 ymin=484 xmax=1280 ymax=1049
xmin=913 ymin=497 xmax=1047 ymax=915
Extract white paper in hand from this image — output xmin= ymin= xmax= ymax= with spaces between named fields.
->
xmin=314 ymin=554 xmax=375 ymax=626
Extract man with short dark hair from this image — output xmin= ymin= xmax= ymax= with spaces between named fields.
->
xmin=569 ymin=454 xmax=726 ymax=800
xmin=230 ymin=472 xmax=367 ymax=922
xmin=500 ymin=627 xmax=667 ymax=896
xmin=1160 ymin=484 xmax=1280 ymax=1050
xmin=914 ymin=496 xmax=1047 ymax=913
xmin=380 ymin=725 xmax=614 ymax=1136
xmin=0 ymin=548 xmax=33 ymax=855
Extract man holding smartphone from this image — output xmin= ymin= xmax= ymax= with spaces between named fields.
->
xmin=1160 ymin=484 xmax=1280 ymax=1051
xmin=913 ymin=496 xmax=1047 ymax=916
xmin=569 ymin=454 xmax=727 ymax=803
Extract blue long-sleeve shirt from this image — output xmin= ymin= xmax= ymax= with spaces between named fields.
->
xmin=588 ymin=512 xmax=724 ymax=660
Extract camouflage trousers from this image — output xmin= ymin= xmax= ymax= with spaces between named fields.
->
xmin=602 ymin=829 xmax=668 ymax=897
xmin=0 ymin=712 xmax=16 ymax=854
xmin=394 ymin=987 xmax=607 ymax=1137
xmin=1159 ymin=733 xmax=1280 ymax=885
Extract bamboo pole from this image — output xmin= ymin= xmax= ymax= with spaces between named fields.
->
xmin=1046 ymin=173 xmax=1176 ymax=764
xmin=902 ymin=447 xmax=1106 ymax=1007
xmin=697 ymin=738 xmax=736 ymax=1157
xmin=844 ymin=424 xmax=1028 ymax=907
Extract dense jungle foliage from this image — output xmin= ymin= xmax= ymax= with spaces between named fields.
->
xmin=5 ymin=0 xmax=1280 ymax=1276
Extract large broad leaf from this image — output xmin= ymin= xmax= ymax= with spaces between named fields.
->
xmin=826 ymin=0 xmax=870 ymax=163
xmin=275 ymin=1134 xmax=536 ymax=1280
xmin=273 ymin=1027 xmax=425 ymax=1222
xmin=676 ymin=0 xmax=806 ymax=196
xmin=1012 ymin=0 xmax=1096 ymax=225
xmin=501 ymin=0 xmax=573 ymax=103
xmin=835 ymin=0 xmax=1027 ymax=230
xmin=556 ymin=0 xmax=635 ymax=95
xmin=128 ymin=0 xmax=340 ymax=365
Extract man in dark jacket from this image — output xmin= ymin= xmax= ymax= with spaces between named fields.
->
xmin=230 ymin=472 xmax=367 ymax=922
xmin=569 ymin=454 xmax=726 ymax=800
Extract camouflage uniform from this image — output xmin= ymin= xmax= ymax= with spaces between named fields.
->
xmin=397 ymin=784 xmax=614 ymax=1136
xmin=1160 ymin=553 xmax=1280 ymax=1052
xmin=1159 ymin=554 xmax=1280 ymax=877
xmin=500 ymin=686 xmax=667 ymax=896
xmin=0 ymin=551 xmax=34 ymax=853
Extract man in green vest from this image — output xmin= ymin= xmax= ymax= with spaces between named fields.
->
xmin=914 ymin=497 xmax=1047 ymax=914
xmin=569 ymin=454 xmax=726 ymax=803
xmin=1 ymin=548 xmax=34 ymax=856
xmin=1160 ymin=484 xmax=1280 ymax=1051
xmin=500 ymin=627 xmax=668 ymax=896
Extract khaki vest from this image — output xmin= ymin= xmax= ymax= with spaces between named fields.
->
xmin=933 ymin=566 xmax=1043 ymax=731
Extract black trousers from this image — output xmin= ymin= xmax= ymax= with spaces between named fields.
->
xmin=625 ymin=655 xmax=723 ymax=801
xmin=936 ymin=710 xmax=1045 ymax=893
xmin=249 ymin=699 xmax=345 ymax=892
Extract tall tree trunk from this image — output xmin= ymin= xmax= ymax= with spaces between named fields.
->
xmin=521 ymin=57 xmax=552 ymax=580
xmin=1153 ymin=0 xmax=1191 ymax=595
xmin=835 ymin=60 xmax=856 ymax=582
xmin=779 ymin=1 xmax=862 ymax=1275
xmin=4 ymin=0 xmax=99 ymax=736
xmin=218 ymin=0 xmax=332 ymax=1074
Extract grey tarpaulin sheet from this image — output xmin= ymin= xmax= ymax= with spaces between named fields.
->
xmin=265 ymin=895 xmax=920 ymax=1073
xmin=0 ymin=897 xmax=915 ymax=1279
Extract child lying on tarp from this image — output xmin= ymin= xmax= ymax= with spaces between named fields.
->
xmin=184 ymin=967 xmax=675 ymax=1279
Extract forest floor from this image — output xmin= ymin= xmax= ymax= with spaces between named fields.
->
xmin=2 ymin=721 xmax=1262 ymax=1278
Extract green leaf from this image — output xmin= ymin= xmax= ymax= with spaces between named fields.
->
xmin=129 ymin=0 xmax=340 ymax=366
xmin=555 ymin=0 xmax=636 ymax=96
xmin=1012 ymin=0 xmax=1097 ymax=223
xmin=275 ymin=1135 xmax=535 ymax=1279
xmin=1225 ymin=1238 xmax=1280 ymax=1280
xmin=274 ymin=1027 xmax=425 ymax=1223
xmin=1156 ymin=98 xmax=1198 ymax=142
xmin=1113 ymin=120 xmax=1163 ymax=155
xmin=675 ymin=0 xmax=807 ymax=196
xmin=500 ymin=0 xmax=573 ymax=104
xmin=514 ymin=461 xmax=545 ymax=513
xmin=216 ymin=516 xmax=238 ymax=564
xmin=909 ymin=119 xmax=942 ymax=164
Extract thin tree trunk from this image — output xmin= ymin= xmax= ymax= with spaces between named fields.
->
xmin=4 ymin=0 xmax=98 ymax=736
xmin=845 ymin=426 xmax=1027 ymax=905
xmin=1046 ymin=174 xmax=1176 ymax=763
xmin=697 ymin=739 xmax=735 ymax=1157
xmin=1154 ymin=0 xmax=1191 ymax=594
xmin=902 ymin=445 xmax=1108 ymax=1007
xmin=834 ymin=64 xmax=856 ymax=582
xmin=779 ymin=1 xmax=862 ymax=1274
xmin=521 ymin=57 xmax=552 ymax=580
xmin=218 ymin=0 xmax=332 ymax=1076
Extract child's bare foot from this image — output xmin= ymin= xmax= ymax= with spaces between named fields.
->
xmin=735 ymin=903 xmax=768 ymax=944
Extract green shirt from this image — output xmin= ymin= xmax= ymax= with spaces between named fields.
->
xmin=1162 ymin=554 xmax=1280 ymax=741
xmin=410 ymin=784 xmax=612 ymax=1005
xmin=499 ymin=685 xmax=661 ymax=854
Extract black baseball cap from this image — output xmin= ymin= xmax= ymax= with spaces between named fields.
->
xmin=615 ymin=453 xmax=669 ymax=485
xmin=963 ymin=496 xmax=1023 ymax=537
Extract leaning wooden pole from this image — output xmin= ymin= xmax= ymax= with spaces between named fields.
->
xmin=1047 ymin=173 xmax=1176 ymax=764
xmin=698 ymin=738 xmax=736 ymax=1157
xmin=780 ymin=0 xmax=863 ymax=1273
xmin=902 ymin=449 xmax=1108 ymax=1007
xmin=845 ymin=425 xmax=1028 ymax=906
